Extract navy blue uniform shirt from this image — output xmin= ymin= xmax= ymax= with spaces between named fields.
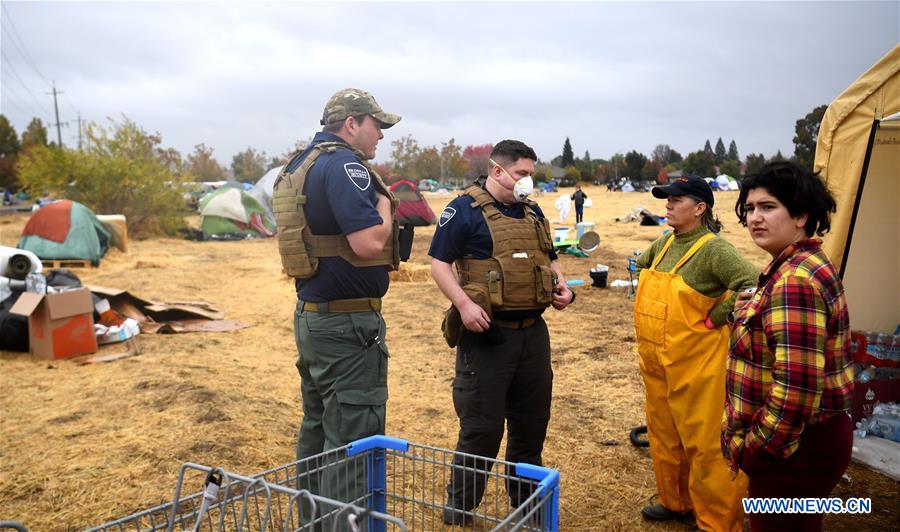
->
xmin=428 ymin=182 xmax=559 ymax=263
xmin=289 ymin=132 xmax=389 ymax=301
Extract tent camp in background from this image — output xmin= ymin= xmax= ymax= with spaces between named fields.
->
xmin=18 ymin=200 xmax=110 ymax=266
xmin=249 ymin=164 xmax=284 ymax=224
xmin=713 ymin=174 xmax=740 ymax=191
xmin=390 ymin=179 xmax=436 ymax=226
xmin=198 ymin=187 xmax=275 ymax=240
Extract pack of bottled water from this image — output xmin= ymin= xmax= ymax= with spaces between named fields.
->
xmin=855 ymin=402 xmax=900 ymax=443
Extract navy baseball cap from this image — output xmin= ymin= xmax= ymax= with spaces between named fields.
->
xmin=651 ymin=176 xmax=714 ymax=207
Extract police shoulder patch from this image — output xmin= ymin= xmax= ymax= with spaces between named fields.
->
xmin=344 ymin=162 xmax=371 ymax=191
xmin=439 ymin=206 xmax=457 ymax=227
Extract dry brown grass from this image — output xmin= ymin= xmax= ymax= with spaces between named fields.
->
xmin=1 ymin=187 xmax=896 ymax=530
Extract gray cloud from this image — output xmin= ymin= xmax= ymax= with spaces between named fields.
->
xmin=2 ymin=1 xmax=897 ymax=167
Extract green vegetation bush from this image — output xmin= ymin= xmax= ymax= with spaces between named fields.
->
xmin=17 ymin=117 xmax=190 ymax=238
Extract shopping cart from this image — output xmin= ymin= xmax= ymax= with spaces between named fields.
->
xmin=89 ymin=435 xmax=560 ymax=531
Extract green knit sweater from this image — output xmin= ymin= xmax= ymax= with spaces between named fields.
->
xmin=636 ymin=225 xmax=759 ymax=326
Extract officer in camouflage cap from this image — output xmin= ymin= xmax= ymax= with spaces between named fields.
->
xmin=320 ymin=88 xmax=401 ymax=136
xmin=274 ymin=88 xmax=401 ymax=509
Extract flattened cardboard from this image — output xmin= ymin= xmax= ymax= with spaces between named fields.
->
xmin=86 ymin=284 xmax=246 ymax=334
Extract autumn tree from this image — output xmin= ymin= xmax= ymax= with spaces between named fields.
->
xmin=681 ymin=150 xmax=716 ymax=177
xmin=719 ymin=159 xmax=741 ymax=178
xmin=416 ymin=146 xmax=442 ymax=179
xmin=187 ymin=144 xmax=228 ymax=181
xmin=744 ymin=153 xmax=766 ymax=175
xmin=642 ymin=159 xmax=662 ymax=181
xmin=0 ymin=115 xmax=20 ymax=189
xmin=270 ymin=138 xmax=311 ymax=168
xmin=390 ymin=134 xmax=422 ymax=178
xmin=561 ymin=137 xmax=575 ymax=167
xmin=232 ymin=147 xmax=268 ymax=182
xmin=714 ymin=137 xmax=727 ymax=164
xmin=440 ymin=138 xmax=468 ymax=180
xmin=793 ymin=104 xmax=827 ymax=169
xmin=21 ymin=118 xmax=49 ymax=151
xmin=462 ymin=143 xmax=492 ymax=178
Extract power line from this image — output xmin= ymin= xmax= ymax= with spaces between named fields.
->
xmin=2 ymin=84 xmax=44 ymax=119
xmin=1 ymin=49 xmax=53 ymax=117
xmin=1 ymin=3 xmax=49 ymax=84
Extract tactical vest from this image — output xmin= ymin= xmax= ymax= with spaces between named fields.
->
xmin=272 ymin=141 xmax=399 ymax=279
xmin=454 ymin=184 xmax=555 ymax=311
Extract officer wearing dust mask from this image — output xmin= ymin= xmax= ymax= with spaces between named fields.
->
xmin=428 ymin=139 xmax=575 ymax=524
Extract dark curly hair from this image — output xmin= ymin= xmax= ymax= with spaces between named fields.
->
xmin=735 ymin=161 xmax=837 ymax=237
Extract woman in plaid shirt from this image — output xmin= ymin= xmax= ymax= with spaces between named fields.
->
xmin=723 ymin=161 xmax=855 ymax=531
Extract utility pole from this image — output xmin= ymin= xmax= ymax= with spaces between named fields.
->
xmin=48 ymin=81 xmax=64 ymax=147
xmin=77 ymin=113 xmax=83 ymax=151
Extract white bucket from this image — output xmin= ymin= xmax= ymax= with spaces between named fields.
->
xmin=576 ymin=221 xmax=596 ymax=239
xmin=554 ymin=227 xmax=570 ymax=242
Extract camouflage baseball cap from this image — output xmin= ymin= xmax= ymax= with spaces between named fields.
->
xmin=320 ymin=88 xmax=401 ymax=128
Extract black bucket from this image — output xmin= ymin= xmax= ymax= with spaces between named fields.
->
xmin=590 ymin=270 xmax=608 ymax=288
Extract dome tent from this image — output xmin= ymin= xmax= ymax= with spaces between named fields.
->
xmin=18 ymin=200 xmax=110 ymax=266
xmin=389 ymin=179 xmax=436 ymax=226
xmin=199 ymin=187 xmax=275 ymax=240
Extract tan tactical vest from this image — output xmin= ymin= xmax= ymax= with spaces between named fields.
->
xmin=272 ymin=141 xmax=399 ymax=279
xmin=454 ymin=184 xmax=555 ymax=311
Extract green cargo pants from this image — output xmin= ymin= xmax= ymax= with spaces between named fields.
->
xmin=293 ymin=301 xmax=389 ymax=519
xmin=295 ymin=301 xmax=389 ymax=457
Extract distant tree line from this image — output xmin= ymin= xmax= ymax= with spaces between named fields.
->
xmin=546 ymin=104 xmax=827 ymax=186
xmin=0 ymin=103 xmax=828 ymax=235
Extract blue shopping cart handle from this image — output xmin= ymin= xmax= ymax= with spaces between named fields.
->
xmin=347 ymin=435 xmax=410 ymax=456
xmin=514 ymin=462 xmax=561 ymax=497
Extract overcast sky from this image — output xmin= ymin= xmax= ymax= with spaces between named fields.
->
xmin=1 ymin=1 xmax=897 ymax=168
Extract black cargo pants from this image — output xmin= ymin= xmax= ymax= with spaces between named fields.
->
xmin=446 ymin=317 xmax=553 ymax=510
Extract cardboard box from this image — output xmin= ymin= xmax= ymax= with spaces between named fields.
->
xmin=10 ymin=288 xmax=97 ymax=359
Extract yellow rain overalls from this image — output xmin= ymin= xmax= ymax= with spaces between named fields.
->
xmin=634 ymin=233 xmax=747 ymax=532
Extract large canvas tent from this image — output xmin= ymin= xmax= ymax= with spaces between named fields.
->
xmin=18 ymin=200 xmax=110 ymax=265
xmin=816 ymin=45 xmax=899 ymax=334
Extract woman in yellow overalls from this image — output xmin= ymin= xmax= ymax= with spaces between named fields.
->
xmin=634 ymin=176 xmax=758 ymax=532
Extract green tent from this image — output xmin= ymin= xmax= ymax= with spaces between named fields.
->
xmin=199 ymin=187 xmax=275 ymax=239
xmin=18 ymin=200 xmax=111 ymax=266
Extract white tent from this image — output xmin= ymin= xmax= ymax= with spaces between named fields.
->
xmin=714 ymin=174 xmax=740 ymax=191
xmin=249 ymin=165 xmax=284 ymax=223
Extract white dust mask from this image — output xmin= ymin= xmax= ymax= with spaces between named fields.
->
xmin=513 ymin=175 xmax=534 ymax=201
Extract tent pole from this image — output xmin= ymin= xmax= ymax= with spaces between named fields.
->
xmin=839 ymin=118 xmax=880 ymax=279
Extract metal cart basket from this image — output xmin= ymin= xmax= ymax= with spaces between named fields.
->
xmin=89 ymin=435 xmax=560 ymax=532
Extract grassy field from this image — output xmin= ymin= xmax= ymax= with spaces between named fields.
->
xmin=1 ymin=186 xmax=896 ymax=530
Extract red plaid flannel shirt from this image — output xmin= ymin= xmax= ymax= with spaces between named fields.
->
xmin=722 ymin=239 xmax=854 ymax=472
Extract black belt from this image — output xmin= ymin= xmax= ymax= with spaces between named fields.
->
xmin=301 ymin=298 xmax=381 ymax=313
xmin=493 ymin=318 xmax=537 ymax=329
